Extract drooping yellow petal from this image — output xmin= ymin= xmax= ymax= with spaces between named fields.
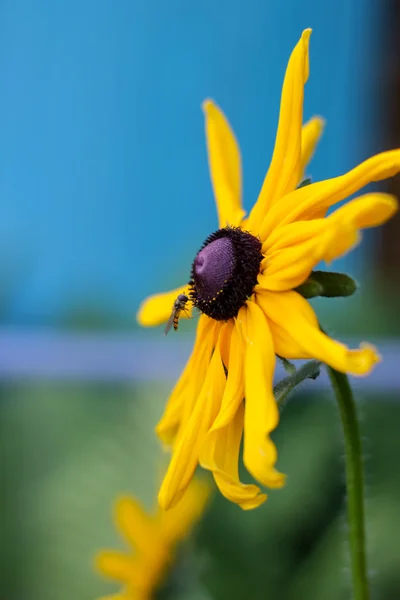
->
xmin=300 ymin=116 xmax=325 ymax=178
xmin=199 ymin=321 xmax=266 ymax=509
xmin=200 ymin=403 xmax=267 ymax=509
xmin=259 ymin=149 xmax=400 ymax=240
xmin=158 ymin=327 xmax=226 ymax=510
xmin=210 ymin=319 xmax=244 ymax=431
xmin=248 ymin=29 xmax=312 ymax=231
xmin=115 ymin=497 xmax=158 ymax=558
xmin=242 ymin=302 xmax=285 ymax=488
xmin=158 ymin=478 xmax=211 ymax=542
xmin=156 ymin=315 xmax=215 ymax=445
xmin=137 ymin=285 xmax=191 ymax=327
xmin=219 ymin=317 xmax=233 ymax=370
xmin=175 ymin=320 xmax=221 ymax=442
xmin=257 ymin=289 xmax=380 ymax=375
xmin=203 ymin=99 xmax=245 ymax=227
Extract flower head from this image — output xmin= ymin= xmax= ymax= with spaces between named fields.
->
xmin=95 ymin=479 xmax=210 ymax=600
xmin=137 ymin=29 xmax=400 ymax=511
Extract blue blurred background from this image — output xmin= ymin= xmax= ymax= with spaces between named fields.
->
xmin=0 ymin=0 xmax=386 ymax=325
xmin=1 ymin=1 xmax=400 ymax=599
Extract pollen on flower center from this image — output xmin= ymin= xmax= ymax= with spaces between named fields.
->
xmin=189 ymin=227 xmax=263 ymax=320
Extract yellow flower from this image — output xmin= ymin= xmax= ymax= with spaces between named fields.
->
xmin=137 ymin=29 xmax=399 ymax=511
xmin=95 ymin=479 xmax=210 ymax=600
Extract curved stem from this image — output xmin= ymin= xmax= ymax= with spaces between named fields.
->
xmin=327 ymin=366 xmax=370 ymax=600
xmin=274 ymin=359 xmax=321 ymax=409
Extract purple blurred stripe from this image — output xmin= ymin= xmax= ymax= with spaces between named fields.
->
xmin=0 ymin=329 xmax=399 ymax=393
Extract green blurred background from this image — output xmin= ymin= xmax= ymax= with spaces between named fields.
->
xmin=2 ymin=379 xmax=400 ymax=599
xmin=1 ymin=0 xmax=400 ymax=599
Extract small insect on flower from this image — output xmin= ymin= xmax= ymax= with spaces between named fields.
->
xmin=164 ymin=293 xmax=189 ymax=335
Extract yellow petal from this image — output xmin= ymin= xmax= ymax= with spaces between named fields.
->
xmin=262 ymin=217 xmax=326 ymax=254
xmin=200 ymin=403 xmax=267 ymax=510
xmin=248 ymin=29 xmax=312 ymax=231
xmin=259 ymin=149 xmax=400 ymax=240
xmin=137 ymin=285 xmax=191 ymax=327
xmin=322 ymin=192 xmax=398 ymax=263
xmin=300 ymin=115 xmax=325 ymax=178
xmin=175 ymin=320 xmax=221 ymax=442
xmin=158 ymin=328 xmax=226 ymax=510
xmin=156 ymin=315 xmax=215 ymax=445
xmin=95 ymin=550 xmax=134 ymax=582
xmin=98 ymin=594 xmax=131 ymax=600
xmin=203 ymin=99 xmax=245 ymax=227
xmin=219 ymin=317 xmax=233 ymax=369
xmin=210 ymin=319 xmax=244 ymax=431
xmin=258 ymin=218 xmax=357 ymax=291
xmin=242 ymin=302 xmax=285 ymax=488
xmin=258 ymin=230 xmax=335 ymax=292
xmin=114 ymin=497 xmax=157 ymax=558
xmin=330 ymin=192 xmax=398 ymax=230
xmin=257 ymin=289 xmax=380 ymax=375
xmin=158 ymin=478 xmax=211 ymax=542
xmin=259 ymin=192 xmax=397 ymax=291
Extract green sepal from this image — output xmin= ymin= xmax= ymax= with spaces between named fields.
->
xmin=274 ymin=360 xmax=321 ymax=410
xmin=297 ymin=177 xmax=312 ymax=188
xmin=277 ymin=355 xmax=296 ymax=375
xmin=296 ymin=270 xmax=357 ymax=299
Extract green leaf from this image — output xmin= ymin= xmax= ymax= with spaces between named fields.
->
xmin=296 ymin=271 xmax=357 ymax=299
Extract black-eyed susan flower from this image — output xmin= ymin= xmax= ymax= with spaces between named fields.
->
xmin=137 ymin=29 xmax=400 ymax=511
xmin=95 ymin=479 xmax=210 ymax=600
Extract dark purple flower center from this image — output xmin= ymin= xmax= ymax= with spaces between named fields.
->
xmin=189 ymin=227 xmax=263 ymax=320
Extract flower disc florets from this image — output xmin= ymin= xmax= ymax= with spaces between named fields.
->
xmin=189 ymin=226 xmax=263 ymax=320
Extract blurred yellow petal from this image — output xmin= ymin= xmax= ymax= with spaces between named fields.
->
xmin=300 ymin=115 xmax=325 ymax=177
xmin=322 ymin=192 xmax=397 ymax=263
xmin=115 ymin=497 xmax=157 ymax=558
xmin=156 ymin=316 xmax=215 ymax=444
xmin=260 ymin=149 xmax=400 ymax=240
xmin=242 ymin=302 xmax=285 ymax=488
xmin=158 ymin=329 xmax=226 ymax=510
xmin=330 ymin=192 xmax=398 ymax=230
xmin=248 ymin=29 xmax=311 ymax=231
xmin=98 ymin=594 xmax=130 ymax=600
xmin=159 ymin=478 xmax=211 ymax=541
xmin=136 ymin=285 xmax=191 ymax=327
xmin=200 ymin=403 xmax=267 ymax=509
xmin=257 ymin=290 xmax=380 ymax=375
xmin=95 ymin=550 xmax=134 ymax=582
xmin=96 ymin=477 xmax=210 ymax=600
xmin=203 ymin=99 xmax=245 ymax=227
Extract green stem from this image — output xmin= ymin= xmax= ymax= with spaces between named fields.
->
xmin=327 ymin=367 xmax=370 ymax=600
xmin=274 ymin=359 xmax=321 ymax=409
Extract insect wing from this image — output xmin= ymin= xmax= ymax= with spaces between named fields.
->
xmin=164 ymin=310 xmax=175 ymax=336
